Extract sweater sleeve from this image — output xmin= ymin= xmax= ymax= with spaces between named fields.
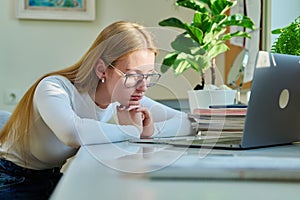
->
xmin=33 ymin=76 xmax=140 ymax=148
xmin=141 ymin=97 xmax=196 ymax=137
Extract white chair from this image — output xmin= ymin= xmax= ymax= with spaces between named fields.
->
xmin=0 ymin=110 xmax=11 ymax=130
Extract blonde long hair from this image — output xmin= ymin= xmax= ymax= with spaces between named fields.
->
xmin=0 ymin=21 xmax=157 ymax=155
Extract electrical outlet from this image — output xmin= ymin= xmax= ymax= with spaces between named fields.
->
xmin=4 ymin=89 xmax=22 ymax=105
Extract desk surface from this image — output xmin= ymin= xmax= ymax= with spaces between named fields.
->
xmin=51 ymin=141 xmax=300 ymax=200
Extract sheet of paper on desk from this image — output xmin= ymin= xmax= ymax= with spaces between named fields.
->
xmin=148 ymin=155 xmax=300 ymax=181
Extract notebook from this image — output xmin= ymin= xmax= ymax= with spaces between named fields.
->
xmin=131 ymin=51 xmax=300 ymax=149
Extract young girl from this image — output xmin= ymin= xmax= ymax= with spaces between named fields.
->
xmin=0 ymin=21 xmax=195 ymax=199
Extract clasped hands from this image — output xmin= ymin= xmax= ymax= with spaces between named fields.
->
xmin=117 ymin=104 xmax=154 ymax=138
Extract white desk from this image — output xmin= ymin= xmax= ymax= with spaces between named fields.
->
xmin=51 ymin=142 xmax=300 ymax=200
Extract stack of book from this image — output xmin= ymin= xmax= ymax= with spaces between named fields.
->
xmin=188 ymin=107 xmax=247 ymax=137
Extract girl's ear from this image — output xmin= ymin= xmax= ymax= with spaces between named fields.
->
xmin=94 ymin=58 xmax=107 ymax=79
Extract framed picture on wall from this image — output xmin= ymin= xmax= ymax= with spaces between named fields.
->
xmin=16 ymin=0 xmax=95 ymax=21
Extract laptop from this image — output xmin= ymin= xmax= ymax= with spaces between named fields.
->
xmin=131 ymin=51 xmax=300 ymax=149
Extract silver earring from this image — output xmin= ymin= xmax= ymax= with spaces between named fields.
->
xmin=101 ymin=78 xmax=105 ymax=83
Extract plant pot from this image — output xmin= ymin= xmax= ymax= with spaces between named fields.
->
xmin=188 ymin=90 xmax=236 ymax=113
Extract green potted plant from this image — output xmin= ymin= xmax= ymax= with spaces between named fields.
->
xmin=159 ymin=0 xmax=255 ymax=87
xmin=158 ymin=0 xmax=255 ymax=111
xmin=271 ymin=16 xmax=300 ymax=56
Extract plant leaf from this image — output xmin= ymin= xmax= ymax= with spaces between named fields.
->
xmin=207 ymin=43 xmax=229 ymax=60
xmin=176 ymin=0 xmax=209 ymax=13
xmin=184 ymin=23 xmax=204 ymax=44
xmin=193 ymin=12 xmax=212 ymax=33
xmin=190 ymin=46 xmax=206 ymax=55
xmin=214 ymin=14 xmax=227 ymax=25
xmin=198 ymin=56 xmax=211 ymax=72
xmin=271 ymin=28 xmax=283 ymax=34
xmin=189 ymin=55 xmax=210 ymax=73
xmin=161 ymin=52 xmax=179 ymax=73
xmin=158 ymin=17 xmax=185 ymax=29
xmin=173 ymin=58 xmax=191 ymax=75
xmin=185 ymin=57 xmax=201 ymax=72
xmin=203 ymin=26 xmax=226 ymax=45
xmin=171 ymin=34 xmax=199 ymax=53
xmin=222 ymin=14 xmax=256 ymax=30
xmin=210 ymin=0 xmax=235 ymax=16
xmin=221 ymin=31 xmax=252 ymax=41
xmin=197 ymin=0 xmax=211 ymax=6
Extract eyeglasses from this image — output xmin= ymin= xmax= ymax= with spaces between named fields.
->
xmin=109 ymin=64 xmax=161 ymax=88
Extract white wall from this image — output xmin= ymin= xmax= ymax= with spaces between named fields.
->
xmin=0 ymin=0 xmax=202 ymax=111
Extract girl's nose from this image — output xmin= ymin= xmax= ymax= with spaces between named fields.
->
xmin=136 ymin=79 xmax=148 ymax=91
